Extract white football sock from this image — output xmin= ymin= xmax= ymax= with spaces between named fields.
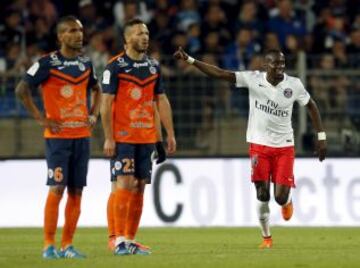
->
xmin=257 ymin=200 xmax=271 ymax=237
xmin=115 ymin=236 xmax=126 ymax=246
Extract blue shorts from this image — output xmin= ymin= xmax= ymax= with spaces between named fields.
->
xmin=110 ymin=143 xmax=155 ymax=183
xmin=45 ymin=138 xmax=90 ymax=188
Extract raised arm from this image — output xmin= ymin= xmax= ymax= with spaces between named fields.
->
xmin=15 ymin=80 xmax=61 ymax=133
xmin=306 ymin=98 xmax=326 ymax=161
xmin=100 ymin=93 xmax=115 ymax=157
xmin=173 ymin=46 xmax=236 ymax=83
xmin=156 ymin=94 xmax=176 ymax=154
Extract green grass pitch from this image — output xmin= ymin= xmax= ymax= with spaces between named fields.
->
xmin=0 ymin=227 xmax=359 ymax=268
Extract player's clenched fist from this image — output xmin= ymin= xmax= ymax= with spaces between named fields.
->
xmin=173 ymin=46 xmax=189 ymax=61
xmin=166 ymin=135 xmax=176 ymax=155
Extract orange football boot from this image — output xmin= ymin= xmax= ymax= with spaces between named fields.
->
xmin=259 ymin=236 xmax=273 ymax=249
xmin=281 ymin=201 xmax=293 ymax=221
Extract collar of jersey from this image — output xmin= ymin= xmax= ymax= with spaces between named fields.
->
xmin=263 ymin=72 xmax=287 ymax=88
xmin=124 ymin=52 xmax=147 ymax=63
xmin=57 ymin=50 xmax=79 ymax=61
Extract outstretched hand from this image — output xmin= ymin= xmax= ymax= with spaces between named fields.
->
xmin=103 ymin=138 xmax=116 ymax=157
xmin=166 ymin=135 xmax=176 ymax=155
xmin=173 ymin=46 xmax=189 ymax=61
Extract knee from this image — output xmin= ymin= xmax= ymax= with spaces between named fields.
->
xmin=67 ymin=187 xmax=83 ymax=196
xmin=49 ymin=186 xmax=65 ymax=196
xmin=275 ymin=193 xmax=288 ymax=206
xmin=116 ymin=175 xmax=133 ymax=190
xmin=257 ymin=189 xmax=270 ymax=202
xmin=133 ymin=179 xmax=146 ymax=193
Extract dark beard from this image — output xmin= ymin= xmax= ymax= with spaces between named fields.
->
xmin=133 ymin=43 xmax=147 ymax=54
xmin=68 ymin=44 xmax=83 ymax=51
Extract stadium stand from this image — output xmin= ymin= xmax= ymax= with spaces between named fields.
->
xmin=0 ymin=0 xmax=359 ymax=157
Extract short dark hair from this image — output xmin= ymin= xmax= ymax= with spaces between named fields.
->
xmin=264 ymin=49 xmax=283 ymax=58
xmin=56 ymin=15 xmax=80 ymax=34
xmin=122 ymin=18 xmax=146 ymax=43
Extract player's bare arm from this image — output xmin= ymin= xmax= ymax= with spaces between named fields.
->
xmin=15 ymin=80 xmax=61 ymax=133
xmin=101 ymin=93 xmax=115 ymax=157
xmin=88 ymin=83 xmax=102 ymax=128
xmin=156 ymin=94 xmax=176 ymax=154
xmin=173 ymin=46 xmax=236 ymax=83
xmin=306 ymin=98 xmax=327 ymax=162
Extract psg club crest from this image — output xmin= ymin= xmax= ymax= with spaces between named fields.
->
xmin=283 ymin=88 xmax=293 ymax=98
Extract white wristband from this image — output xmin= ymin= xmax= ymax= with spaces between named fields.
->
xmin=186 ymin=56 xmax=195 ymax=64
xmin=317 ymin=132 xmax=326 ymax=141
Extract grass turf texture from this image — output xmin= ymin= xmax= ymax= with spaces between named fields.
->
xmin=0 ymin=227 xmax=358 ymax=268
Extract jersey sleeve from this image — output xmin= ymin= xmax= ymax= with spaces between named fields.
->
xmin=234 ymin=71 xmax=250 ymax=88
xmin=295 ymin=79 xmax=311 ymax=106
xmin=88 ymin=63 xmax=98 ymax=89
xmin=101 ymin=63 xmax=118 ymax=95
xmin=154 ymin=66 xmax=165 ymax=95
xmin=23 ymin=58 xmax=49 ymax=87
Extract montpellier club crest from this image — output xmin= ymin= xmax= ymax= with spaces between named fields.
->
xmin=78 ymin=62 xmax=86 ymax=71
xmin=130 ymin=87 xmax=142 ymax=100
xmin=60 ymin=85 xmax=74 ymax=98
xmin=283 ymin=88 xmax=293 ymax=98
xmin=149 ymin=66 xmax=157 ymax=74
xmin=114 ymin=161 xmax=122 ymax=171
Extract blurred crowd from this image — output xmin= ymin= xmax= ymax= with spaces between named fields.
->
xmin=0 ymin=0 xmax=359 ymax=153
xmin=0 ymin=0 xmax=359 ymax=75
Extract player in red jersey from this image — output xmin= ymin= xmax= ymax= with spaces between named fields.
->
xmin=101 ymin=18 xmax=176 ymax=255
xmin=174 ymin=47 xmax=326 ymax=249
xmin=15 ymin=16 xmax=101 ymax=258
